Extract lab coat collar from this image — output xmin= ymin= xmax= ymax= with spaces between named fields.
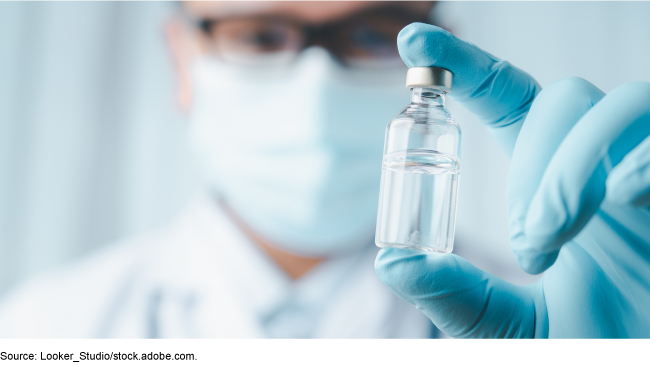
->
xmin=180 ymin=194 xmax=376 ymax=338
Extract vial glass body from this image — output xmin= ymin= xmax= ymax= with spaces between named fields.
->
xmin=376 ymin=87 xmax=461 ymax=253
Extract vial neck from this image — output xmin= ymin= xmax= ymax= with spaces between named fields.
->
xmin=411 ymin=87 xmax=446 ymax=106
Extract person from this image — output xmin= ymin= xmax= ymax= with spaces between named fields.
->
xmin=0 ymin=1 xmax=438 ymax=338
xmin=375 ymin=23 xmax=650 ymax=338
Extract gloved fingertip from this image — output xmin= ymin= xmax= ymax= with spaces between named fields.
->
xmin=376 ymin=248 xmax=484 ymax=303
xmin=524 ymin=194 xmax=567 ymax=242
xmin=513 ymin=248 xmax=559 ymax=275
xmin=375 ymin=248 xmax=433 ymax=303
xmin=376 ymin=247 xmax=421 ymax=261
xmin=375 ymin=248 xmax=428 ymax=279
xmin=397 ymin=22 xmax=455 ymax=68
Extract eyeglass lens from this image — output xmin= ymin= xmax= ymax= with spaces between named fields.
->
xmin=198 ymin=8 xmax=428 ymax=66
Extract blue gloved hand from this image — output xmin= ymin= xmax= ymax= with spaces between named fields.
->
xmin=375 ymin=23 xmax=650 ymax=338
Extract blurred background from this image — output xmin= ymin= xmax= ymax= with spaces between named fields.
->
xmin=1 ymin=1 xmax=650 ymax=296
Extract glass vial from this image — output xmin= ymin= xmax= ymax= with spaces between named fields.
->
xmin=376 ymin=67 xmax=461 ymax=253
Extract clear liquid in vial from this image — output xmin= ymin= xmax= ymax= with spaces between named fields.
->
xmin=376 ymin=149 xmax=460 ymax=253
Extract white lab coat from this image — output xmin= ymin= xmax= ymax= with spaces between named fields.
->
xmin=0 ymin=196 xmax=432 ymax=338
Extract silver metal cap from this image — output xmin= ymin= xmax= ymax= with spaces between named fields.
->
xmin=405 ymin=67 xmax=453 ymax=93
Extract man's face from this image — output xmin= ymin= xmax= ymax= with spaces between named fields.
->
xmin=169 ymin=1 xmax=434 ymax=108
xmin=177 ymin=1 xmax=436 ymax=256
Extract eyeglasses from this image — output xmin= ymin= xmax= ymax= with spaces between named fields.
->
xmin=187 ymin=6 xmax=431 ymax=68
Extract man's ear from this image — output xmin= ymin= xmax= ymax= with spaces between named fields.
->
xmin=166 ymin=18 xmax=195 ymax=111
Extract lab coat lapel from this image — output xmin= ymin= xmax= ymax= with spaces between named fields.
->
xmin=167 ymin=197 xmax=264 ymax=338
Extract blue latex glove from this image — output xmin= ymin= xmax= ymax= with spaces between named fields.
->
xmin=375 ymin=23 xmax=650 ymax=338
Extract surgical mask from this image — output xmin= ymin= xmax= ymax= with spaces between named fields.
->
xmin=188 ymin=47 xmax=409 ymax=257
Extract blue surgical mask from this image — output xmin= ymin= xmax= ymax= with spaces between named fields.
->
xmin=188 ymin=47 xmax=409 ymax=257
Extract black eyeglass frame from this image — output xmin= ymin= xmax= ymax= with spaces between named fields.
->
xmin=183 ymin=5 xmax=434 ymax=67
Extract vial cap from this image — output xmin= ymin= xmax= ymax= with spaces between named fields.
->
xmin=405 ymin=67 xmax=453 ymax=93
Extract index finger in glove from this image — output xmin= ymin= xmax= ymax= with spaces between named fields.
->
xmin=397 ymin=23 xmax=541 ymax=156
xmin=375 ymin=248 xmax=548 ymax=338
xmin=507 ymin=77 xmax=605 ymax=274
xmin=511 ymin=80 xmax=650 ymax=274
